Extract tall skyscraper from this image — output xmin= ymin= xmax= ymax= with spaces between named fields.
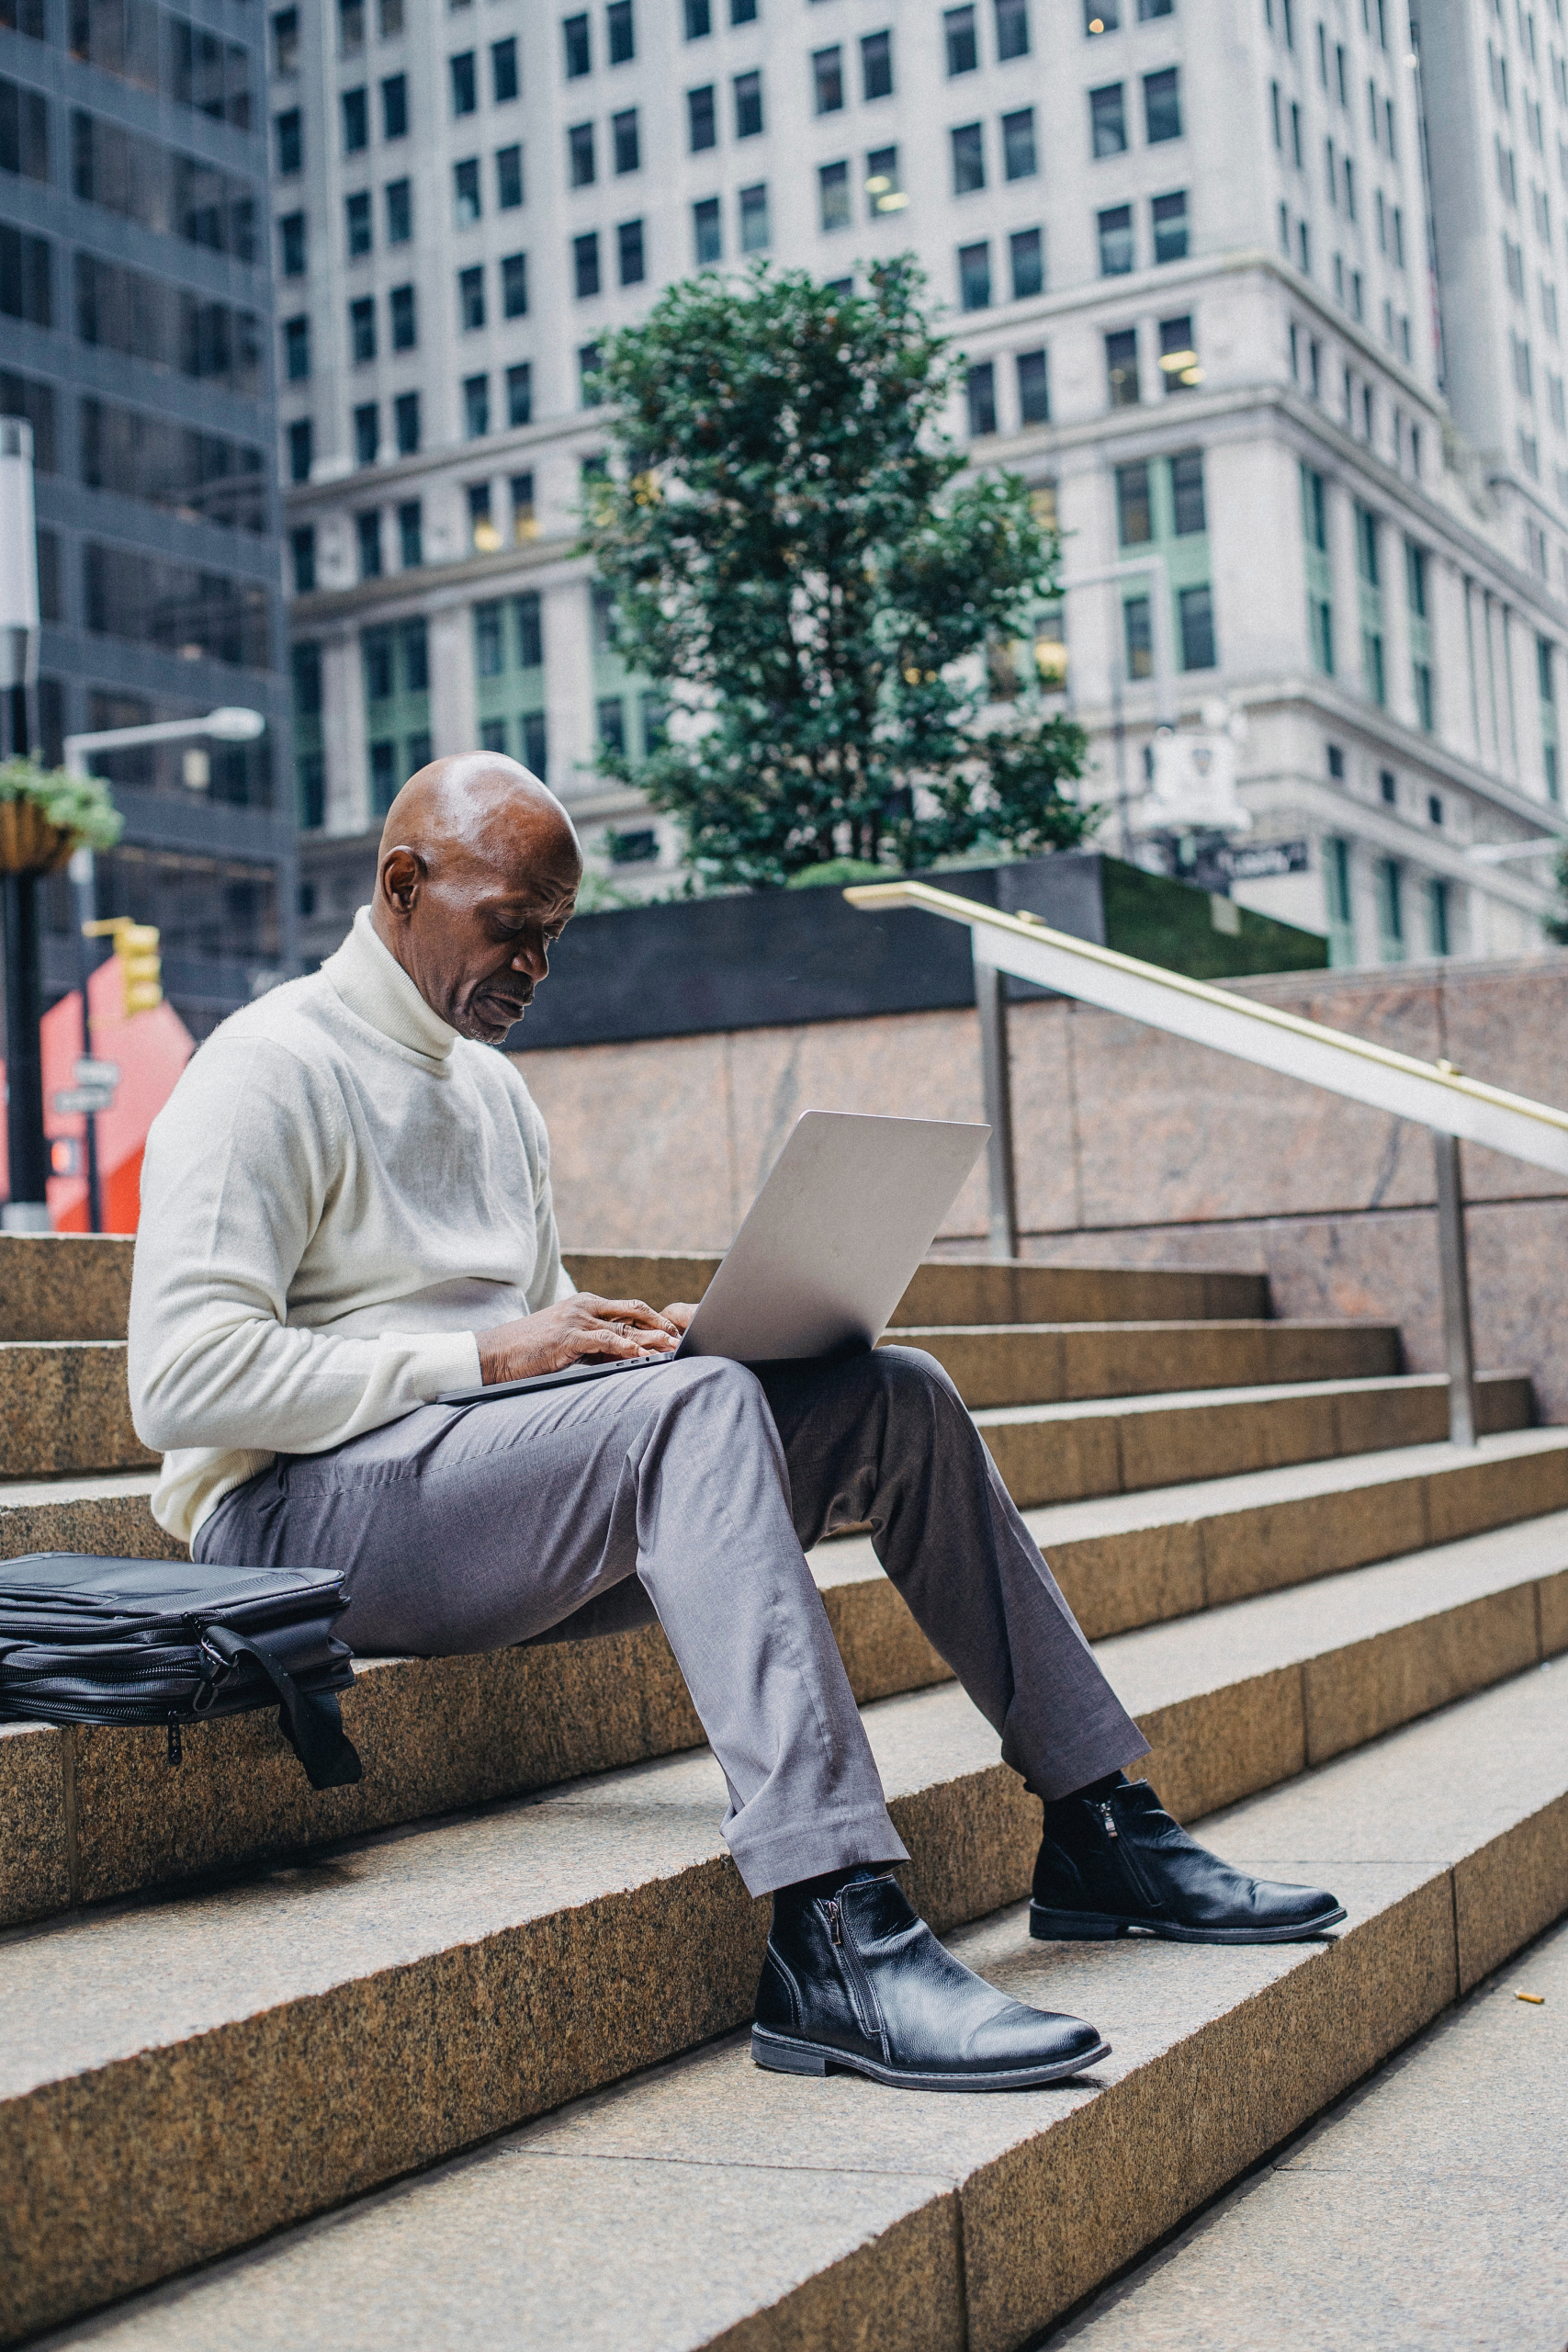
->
xmin=277 ymin=0 xmax=1567 ymax=969
xmin=2 ymin=0 xmax=293 ymax=1035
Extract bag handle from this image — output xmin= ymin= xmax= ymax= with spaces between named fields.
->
xmin=198 ymin=1624 xmax=363 ymax=1791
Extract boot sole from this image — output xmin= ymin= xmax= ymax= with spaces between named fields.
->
xmin=750 ymin=2025 xmax=1111 ymax=2091
xmin=1029 ymin=1899 xmax=1348 ymax=1945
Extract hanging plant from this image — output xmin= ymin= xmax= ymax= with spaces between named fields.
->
xmin=0 ymin=760 xmax=123 ymax=876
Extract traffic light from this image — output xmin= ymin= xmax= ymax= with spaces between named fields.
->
xmin=83 ymin=918 xmax=164 ymax=1017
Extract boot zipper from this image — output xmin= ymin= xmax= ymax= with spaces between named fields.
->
xmin=826 ymin=1896 xmax=843 ymax=1945
xmin=822 ymin=1896 xmax=886 ymax=2055
xmin=1097 ymin=1794 xmax=1162 ymax=1910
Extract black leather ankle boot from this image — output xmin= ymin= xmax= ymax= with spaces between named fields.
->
xmin=1031 ymin=1778 xmax=1347 ymax=1945
xmin=752 ymin=1872 xmax=1109 ymax=2091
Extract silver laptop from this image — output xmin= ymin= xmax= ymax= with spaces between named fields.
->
xmin=439 ymin=1109 xmax=988 ymax=1404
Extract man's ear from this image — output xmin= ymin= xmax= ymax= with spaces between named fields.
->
xmin=379 ymin=845 xmax=424 ymax=918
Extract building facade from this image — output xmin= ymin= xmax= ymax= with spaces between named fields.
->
xmin=1 ymin=0 xmax=294 ymax=1035
xmin=276 ymin=0 xmax=1568 ymax=969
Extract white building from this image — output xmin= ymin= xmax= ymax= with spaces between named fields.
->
xmin=271 ymin=0 xmax=1568 ymax=966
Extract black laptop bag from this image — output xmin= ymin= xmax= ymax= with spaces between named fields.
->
xmin=0 ymin=1553 xmax=363 ymax=1790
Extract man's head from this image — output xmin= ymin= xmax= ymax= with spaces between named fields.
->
xmin=370 ymin=753 xmax=583 ymax=1044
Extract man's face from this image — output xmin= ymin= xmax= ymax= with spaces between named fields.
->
xmin=386 ymin=816 xmax=582 ymax=1044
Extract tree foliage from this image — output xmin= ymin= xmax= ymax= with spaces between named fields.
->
xmin=580 ymin=257 xmax=1090 ymax=888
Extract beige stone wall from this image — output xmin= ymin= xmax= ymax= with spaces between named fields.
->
xmin=513 ymin=950 xmax=1568 ymax=1418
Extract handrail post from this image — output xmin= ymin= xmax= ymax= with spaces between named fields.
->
xmin=973 ymin=944 xmax=1020 ymax=1261
xmin=1432 ymin=1128 xmax=1478 ymax=1447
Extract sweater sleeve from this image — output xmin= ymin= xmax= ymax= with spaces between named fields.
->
xmin=128 ymin=1035 xmax=481 ymax=1459
xmin=522 ymin=1083 xmax=575 ymax=1308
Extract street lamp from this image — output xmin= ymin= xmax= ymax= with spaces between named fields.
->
xmin=60 ymin=707 xmax=266 ymax=1234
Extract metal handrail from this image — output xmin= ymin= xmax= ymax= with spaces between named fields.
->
xmin=844 ymin=877 xmax=1568 ymax=1444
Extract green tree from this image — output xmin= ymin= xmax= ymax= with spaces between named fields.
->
xmin=580 ymin=257 xmax=1090 ymax=888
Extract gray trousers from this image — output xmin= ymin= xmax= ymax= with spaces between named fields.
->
xmin=195 ymin=1347 xmax=1145 ymax=1894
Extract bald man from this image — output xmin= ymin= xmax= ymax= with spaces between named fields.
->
xmin=130 ymin=756 xmax=1343 ymax=2097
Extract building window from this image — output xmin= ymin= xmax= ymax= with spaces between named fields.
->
xmin=694 ymin=194 xmax=721 ymax=262
xmin=489 ymin=33 xmax=518 ymax=101
xmin=1376 ymin=857 xmax=1404 ymax=960
xmin=390 ymin=281 xmax=416 ymax=348
xmin=381 ymin=73 xmax=407 ymax=136
xmin=288 ymin=416 xmax=313 ymax=481
xmin=279 ymin=212 xmax=307 ymax=277
xmin=862 ymin=29 xmax=893 ymax=97
xmin=1105 ymin=326 xmax=1139 ymax=405
xmin=398 ymin=499 xmax=422 ymax=566
xmin=814 ymin=46 xmax=843 ymax=112
xmin=1116 ymin=461 xmax=1151 ymax=545
xmin=819 ymin=159 xmax=850 ymax=231
xmin=575 ymin=231 xmax=601 ymax=297
xmin=521 ymin=711 xmax=547 ymax=779
xmin=354 ymin=401 xmax=379 ymax=465
xmin=598 ymin=695 xmax=626 ymax=755
xmin=734 ymin=69 xmax=763 ymax=136
xmin=1380 ymin=768 xmax=1395 ymax=806
xmin=455 ymin=157 xmax=481 ymax=224
xmin=512 ymin=471 xmax=536 ymax=538
xmin=476 ymin=599 xmax=504 ymax=674
xmin=469 ymin=482 xmax=498 ymax=551
xmin=1158 ymin=313 xmax=1199 ymax=391
xmin=1017 ymin=347 xmax=1049 ymax=423
xmin=387 ymin=176 xmax=412 ymax=240
xmin=1325 ymin=836 xmax=1353 ymax=962
xmin=1152 ymin=188 xmax=1188 ymax=262
xmin=866 ymin=145 xmax=903 ymax=213
xmin=274 ymin=8 xmax=300 ymax=74
xmin=369 ymin=741 xmax=397 ymax=812
xmin=1098 ymin=204 xmax=1134 ymax=275
xmin=502 ymin=251 xmax=527 ymax=316
xmin=1090 ymin=82 xmax=1126 ymax=157
xmin=290 ymin=526 xmax=316 ymax=594
xmin=1145 ymin=66 xmax=1181 ymax=142
xmin=346 ymin=192 xmax=372 ymax=256
xmin=507 ymin=361 xmax=532 ymax=424
xmin=356 ymin=508 xmax=382 ymax=579
xmin=966 ymin=359 xmax=997 ymax=436
xmin=1170 ymin=448 xmax=1206 ymax=533
xmin=298 ymin=754 xmax=325 ymax=832
xmin=394 ymin=388 xmax=420 ymax=452
xmin=739 ymin=181 xmax=769 ymax=251
xmin=945 ymin=5 xmax=977 ymax=74
xmin=563 ymin=12 xmax=590 ymax=74
xmin=688 ymin=84 xmax=716 ymax=151
xmin=515 ymin=590 xmax=544 ymax=665
xmin=340 ymin=0 xmax=365 ymax=57
xmin=996 ymin=0 xmax=1029 ymax=58
xmin=350 ymin=295 xmax=377 ymax=361
xmin=685 ymin=0 xmax=710 ymax=33
xmin=570 ymin=120 xmax=596 ymax=185
xmin=1427 ymin=878 xmax=1450 ymax=957
xmin=618 ymin=216 xmax=645 ymax=284
xmin=1002 ymin=107 xmax=1036 ymax=179
xmin=1123 ymin=594 xmax=1152 ymax=679
xmin=463 ymin=372 xmax=490 ymax=435
xmin=958 ymin=240 xmax=991 ymax=309
xmin=613 ymin=109 xmax=639 ymax=172
xmin=459 ymin=263 xmax=486 ymax=329
xmin=607 ymin=0 xmax=634 ymax=62
xmin=731 ymin=0 xmax=758 ymax=22
xmin=276 ymin=108 xmax=302 ymax=173
xmin=952 ymin=122 xmax=986 ymax=194
xmin=1010 ymin=226 xmax=1043 ymax=299
xmin=340 ymin=87 xmax=367 ymax=153
xmin=1179 ymin=582 xmax=1215 ymax=670
xmin=580 ymin=341 xmax=603 ymax=402
xmin=450 ymin=49 xmax=476 ymax=113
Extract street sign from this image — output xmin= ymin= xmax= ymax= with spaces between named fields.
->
xmin=73 ymin=1057 xmax=120 ymax=1088
xmin=1218 ymin=839 xmax=1311 ymax=881
xmin=53 ymin=1086 xmax=116 ymax=1116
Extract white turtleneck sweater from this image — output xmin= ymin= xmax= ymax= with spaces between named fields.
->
xmin=129 ymin=907 xmax=572 ymax=1545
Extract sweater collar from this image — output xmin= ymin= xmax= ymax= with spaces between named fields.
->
xmin=323 ymin=907 xmax=460 ymax=1064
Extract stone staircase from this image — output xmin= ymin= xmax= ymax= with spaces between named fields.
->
xmin=1 ymin=1233 xmax=1565 ymax=2349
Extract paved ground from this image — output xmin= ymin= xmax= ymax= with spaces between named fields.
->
xmin=1047 ymin=1913 xmax=1568 ymax=2351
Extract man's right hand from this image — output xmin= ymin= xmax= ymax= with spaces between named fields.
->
xmin=477 ymin=1295 xmax=682 ymax=1385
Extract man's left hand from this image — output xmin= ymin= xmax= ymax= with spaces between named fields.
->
xmin=662 ymin=1302 xmax=697 ymax=1332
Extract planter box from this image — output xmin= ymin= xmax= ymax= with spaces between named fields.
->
xmin=512 ymin=854 xmax=1326 ymax=1053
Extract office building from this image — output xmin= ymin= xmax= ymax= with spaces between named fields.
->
xmin=1 ymin=0 xmax=294 ymax=1034
xmin=277 ymin=0 xmax=1567 ymax=968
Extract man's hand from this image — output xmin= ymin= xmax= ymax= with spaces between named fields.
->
xmin=478 ymin=1295 xmax=683 ymax=1385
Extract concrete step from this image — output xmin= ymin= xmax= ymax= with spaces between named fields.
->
xmin=4 ymin=1433 xmax=1563 ymax=1928
xmin=0 ymin=1344 xmax=156 ymax=1477
xmin=19 ymin=1657 xmax=1568 ymax=2351
xmin=5 ymin=1538 xmax=1565 ymax=2342
xmin=1054 ymin=1909 xmax=1568 ymax=2349
xmin=0 ymin=1235 xmax=130 ymax=1344
xmin=891 ymin=1317 xmax=1402 ymax=1408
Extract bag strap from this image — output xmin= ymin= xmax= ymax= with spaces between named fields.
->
xmin=198 ymin=1623 xmax=363 ymax=1791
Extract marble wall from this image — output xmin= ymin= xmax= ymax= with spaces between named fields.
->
xmin=513 ymin=952 xmax=1568 ymax=1419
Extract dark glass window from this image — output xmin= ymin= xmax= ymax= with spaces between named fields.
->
xmin=364 ymin=628 xmax=394 ymax=700
xmin=1090 ymin=82 xmax=1125 ymax=156
xmin=369 ymin=741 xmax=397 ymax=811
xmin=502 ymin=250 xmax=527 ymax=315
xmin=944 ymin=6 xmax=977 ymax=73
xmin=684 ymin=0 xmax=709 ymax=32
xmin=290 ymin=527 xmax=316 ymax=594
xmin=598 ymin=696 xmax=626 ymax=754
xmin=867 ymin=143 xmax=901 ymax=214
xmin=1105 ymin=325 xmax=1139 ymax=405
xmin=694 ymin=193 xmax=720 ymax=262
xmin=274 ymin=11 xmax=300 ymax=74
xmin=389 ymin=280 xmax=416 ymax=347
xmin=607 ymin=1 xmax=634 ymax=62
xmin=511 ymin=471 xmax=535 ymax=537
xmin=346 ymin=191 xmax=371 ymax=254
xmin=394 ymin=388 xmax=420 ymax=452
xmin=381 ymin=74 xmax=407 ymax=136
xmin=952 ymin=122 xmax=984 ymax=193
xmin=958 ymin=240 xmax=991 ymax=309
xmin=734 ymin=69 xmax=762 ymax=135
xmin=1099 ymin=203 xmax=1134 ymax=275
xmin=730 ymin=0 xmax=757 ymax=20
xmin=613 ymin=108 xmax=639 ymax=171
xmin=517 ymin=591 xmax=543 ymax=665
xmin=450 ymin=51 xmax=476 ymax=114
xmin=1152 ymin=188 xmax=1188 ymax=262
xmin=402 ymin=618 xmax=428 ymax=692
xmin=1124 ymin=596 xmax=1152 ymax=678
xmin=522 ymin=711 xmax=547 ymax=779
xmin=1179 ymin=582 xmax=1215 ymax=669
xmin=507 ymin=360 xmax=532 ymax=424
xmin=279 ymin=211 xmax=307 ymax=275
xmin=356 ymin=508 xmax=382 ymax=579
xmin=861 ymin=29 xmax=893 ymax=96
xmin=1116 ymin=461 xmax=1151 ymax=544
xmin=688 ymin=84 xmax=716 ymax=150
xmin=285 ymin=312 xmax=310 ymax=379
xmin=276 ymin=107 xmax=302 ymax=172
xmin=819 ymin=158 xmax=849 ymax=230
xmin=618 ymin=216 xmax=645 ymax=283
xmin=1145 ymin=66 xmax=1181 ymax=143
xmin=1017 ymin=347 xmax=1048 ymax=424
xmin=458 ymin=263 xmax=485 ymax=329
xmin=386 ymin=176 xmax=412 ymax=239
xmin=349 ymin=294 xmax=376 ymax=360
xmin=814 ymin=46 xmax=842 ymax=112
xmin=491 ymin=36 xmax=518 ymax=100
xmin=343 ymin=86 xmax=368 ymax=150
xmin=475 ymin=600 xmax=503 ymax=675
xmin=570 ymin=119 xmax=595 ymax=184
xmin=455 ymin=155 xmax=480 ymax=223
xmin=575 ymin=229 xmax=600 ymax=296
xmin=497 ymin=143 xmax=523 ymax=206
xmin=965 ymin=360 xmax=997 ymax=436
xmin=354 ymin=400 xmax=378 ymax=464
xmin=463 ymin=372 xmax=489 ymax=435
xmin=1010 ymin=226 xmax=1043 ymax=299
xmin=288 ymin=416 xmax=313 ymax=481
xmin=996 ymin=0 xmax=1029 ymax=59
xmin=739 ymin=180 xmax=768 ymax=250
xmin=1002 ymin=107 xmax=1036 ymax=179
xmin=579 ymin=342 xmax=602 ymax=401
xmin=1159 ymin=313 xmax=1198 ymax=392
xmin=563 ymin=12 xmax=590 ymax=74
